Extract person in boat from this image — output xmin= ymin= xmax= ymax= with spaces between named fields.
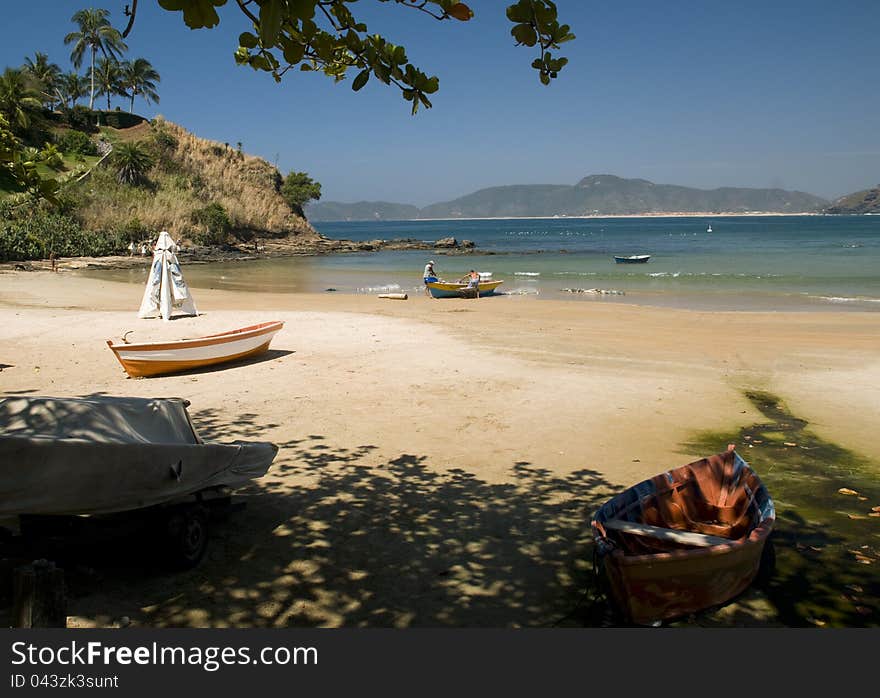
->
xmin=423 ymin=260 xmax=438 ymax=297
xmin=460 ymin=269 xmax=481 ymax=298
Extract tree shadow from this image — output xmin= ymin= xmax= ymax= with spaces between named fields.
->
xmin=0 ymin=407 xmax=614 ymax=627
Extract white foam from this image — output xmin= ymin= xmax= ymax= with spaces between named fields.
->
xmin=812 ymin=295 xmax=880 ymax=304
xmin=514 ymin=272 xmax=541 ymax=276
xmin=357 ymin=283 xmax=402 ymax=293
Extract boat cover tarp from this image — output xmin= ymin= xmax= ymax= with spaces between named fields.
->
xmin=0 ymin=396 xmax=277 ymax=516
xmin=138 ymin=231 xmax=198 ymax=322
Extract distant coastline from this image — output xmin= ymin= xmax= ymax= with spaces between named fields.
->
xmin=305 ymin=174 xmax=830 ymax=222
xmin=409 ymin=211 xmax=825 ymax=222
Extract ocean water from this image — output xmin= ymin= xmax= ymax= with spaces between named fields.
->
xmin=85 ymin=215 xmax=880 ymax=311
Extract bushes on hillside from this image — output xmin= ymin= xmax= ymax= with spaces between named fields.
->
xmin=149 ymin=126 xmax=179 ymax=172
xmin=40 ymin=143 xmax=64 ymax=170
xmin=54 ymin=129 xmax=97 ymax=156
xmin=190 ymin=202 xmax=231 ymax=245
xmin=60 ymin=106 xmax=98 ymax=134
xmin=0 ymin=211 xmax=126 ymax=261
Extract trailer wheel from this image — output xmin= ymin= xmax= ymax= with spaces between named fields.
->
xmin=164 ymin=506 xmax=209 ymax=569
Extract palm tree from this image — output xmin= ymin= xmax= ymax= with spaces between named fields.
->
xmin=119 ymin=58 xmax=160 ymax=113
xmin=23 ymin=52 xmax=62 ymax=109
xmin=57 ymin=72 xmax=89 ymax=109
xmin=111 ymin=141 xmax=153 ymax=185
xmin=0 ymin=68 xmax=42 ymax=131
xmin=94 ymin=57 xmax=124 ymax=110
xmin=64 ymin=8 xmax=127 ymax=110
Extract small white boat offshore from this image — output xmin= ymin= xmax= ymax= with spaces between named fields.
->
xmin=107 ymin=321 xmax=284 ymax=378
xmin=613 ymin=255 xmax=651 ymax=264
xmin=706 ymin=224 xmax=713 ymax=233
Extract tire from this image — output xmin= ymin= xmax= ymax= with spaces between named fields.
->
xmin=163 ymin=506 xmax=209 ymax=570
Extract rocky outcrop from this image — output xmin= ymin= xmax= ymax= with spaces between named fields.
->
xmin=825 ymin=186 xmax=880 ymax=214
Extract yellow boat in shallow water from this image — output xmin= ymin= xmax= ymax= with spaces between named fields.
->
xmin=426 ymin=280 xmax=504 ymax=298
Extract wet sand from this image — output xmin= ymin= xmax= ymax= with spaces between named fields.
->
xmin=1 ymin=271 xmax=878 ymax=627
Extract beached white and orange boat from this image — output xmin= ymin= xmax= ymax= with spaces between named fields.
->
xmin=107 ymin=321 xmax=284 ymax=378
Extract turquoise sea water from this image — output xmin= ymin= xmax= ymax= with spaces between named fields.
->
xmin=86 ymin=215 xmax=880 ymax=311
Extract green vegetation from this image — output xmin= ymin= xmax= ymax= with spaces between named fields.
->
xmin=0 ymin=114 xmax=59 ymax=205
xmin=683 ymin=391 xmax=879 ymax=627
xmin=23 ymin=53 xmax=62 ymax=110
xmin=191 ymin=202 xmax=232 ymax=246
xmin=0 ymin=68 xmax=42 ymax=131
xmin=57 ymin=72 xmax=89 ymax=110
xmin=55 ymin=128 xmax=97 ymax=156
xmin=1 ymin=112 xmax=320 ymax=262
xmin=120 ymin=58 xmax=160 ymax=114
xmin=39 ymin=142 xmax=64 ymax=170
xmin=94 ymin=56 xmax=123 ymax=111
xmin=110 ymin=141 xmax=153 ymax=185
xmin=281 ymin=171 xmax=322 ymax=213
xmin=0 ymin=207 xmax=124 ymax=261
xmin=133 ymin=1 xmax=574 ymax=113
xmin=64 ymin=8 xmax=127 ymax=110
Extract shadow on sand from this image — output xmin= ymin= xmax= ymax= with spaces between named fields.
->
xmin=1 ymin=407 xmax=615 ymax=627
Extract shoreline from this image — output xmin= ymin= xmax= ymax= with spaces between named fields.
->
xmin=6 ymin=263 xmax=879 ymax=315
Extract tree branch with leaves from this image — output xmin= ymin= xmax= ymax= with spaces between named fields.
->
xmin=120 ymin=1 xmax=575 ymax=114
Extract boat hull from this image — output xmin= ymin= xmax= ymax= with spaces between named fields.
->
xmin=108 ymin=321 xmax=283 ymax=378
xmin=613 ymin=255 xmax=651 ymax=264
xmin=592 ymin=448 xmax=774 ymax=624
xmin=426 ymin=280 xmax=503 ymax=298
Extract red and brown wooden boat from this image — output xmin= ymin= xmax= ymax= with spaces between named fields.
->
xmin=591 ymin=445 xmax=775 ymax=624
xmin=107 ymin=321 xmax=284 ymax=378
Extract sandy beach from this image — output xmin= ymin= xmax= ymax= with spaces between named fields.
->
xmin=1 ymin=270 xmax=878 ymax=627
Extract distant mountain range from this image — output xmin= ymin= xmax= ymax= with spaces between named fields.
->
xmin=306 ymin=174 xmax=830 ymax=221
xmin=824 ymin=185 xmax=880 ymax=214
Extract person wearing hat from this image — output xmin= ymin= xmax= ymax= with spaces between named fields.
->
xmin=423 ymin=260 xmax=438 ymax=297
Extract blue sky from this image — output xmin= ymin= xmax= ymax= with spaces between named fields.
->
xmin=3 ymin=0 xmax=878 ymax=205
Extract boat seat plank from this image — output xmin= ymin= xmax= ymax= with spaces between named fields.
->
xmin=603 ymin=519 xmax=732 ymax=548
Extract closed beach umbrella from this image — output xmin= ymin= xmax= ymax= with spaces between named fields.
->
xmin=137 ymin=231 xmax=198 ymax=321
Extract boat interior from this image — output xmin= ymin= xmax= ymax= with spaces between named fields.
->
xmin=597 ymin=452 xmax=764 ymax=555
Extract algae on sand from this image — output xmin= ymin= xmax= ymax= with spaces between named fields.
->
xmin=682 ymin=390 xmax=879 ymax=627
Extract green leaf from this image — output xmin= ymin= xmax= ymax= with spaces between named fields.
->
xmin=282 ymin=40 xmax=305 ymax=65
xmin=288 ymin=0 xmax=316 ymax=21
xmin=239 ymin=31 xmax=259 ymax=49
xmin=259 ymin=0 xmax=284 ymax=46
xmin=163 ymin=0 xmax=225 ymax=29
xmin=511 ymin=24 xmax=538 ymax=47
xmin=351 ymin=69 xmax=370 ymax=91
xmin=506 ymin=0 xmax=532 ymax=24
xmin=250 ymin=54 xmax=271 ymax=72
